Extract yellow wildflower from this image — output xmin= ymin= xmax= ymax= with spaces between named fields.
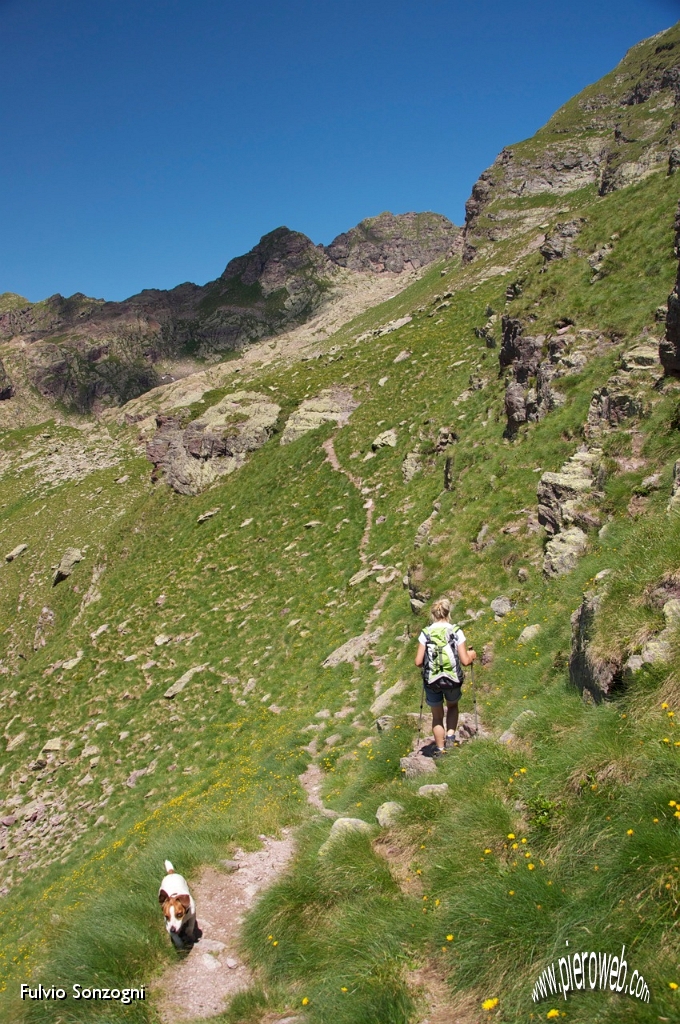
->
xmin=482 ymin=997 xmax=499 ymax=1011
xmin=669 ymin=982 xmax=678 ymax=990
xmin=484 ymin=848 xmax=492 ymax=854
xmin=341 ymin=986 xmax=348 ymax=992
xmin=302 ymin=997 xmax=309 ymax=1005
xmin=507 ymin=833 xmax=516 ymax=839
xmin=528 ymin=863 xmax=535 ymax=870
xmin=546 ymin=1011 xmax=560 ymax=1020
xmin=446 ymin=934 xmax=454 ymax=941
xmin=627 ymin=829 xmax=634 ymax=835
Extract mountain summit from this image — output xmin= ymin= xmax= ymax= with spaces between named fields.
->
xmin=0 ymin=213 xmax=458 ymax=413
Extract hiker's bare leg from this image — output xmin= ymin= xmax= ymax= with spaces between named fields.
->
xmin=446 ymin=702 xmax=459 ymax=735
xmin=431 ymin=704 xmax=445 ymax=749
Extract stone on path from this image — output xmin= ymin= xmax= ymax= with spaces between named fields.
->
xmin=399 ymin=752 xmax=437 ymax=778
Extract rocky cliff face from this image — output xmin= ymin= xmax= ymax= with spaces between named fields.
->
xmin=325 ymin=211 xmax=459 ymax=273
xmin=462 ymin=23 xmax=680 ymax=261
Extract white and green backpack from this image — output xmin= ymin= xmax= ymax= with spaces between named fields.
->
xmin=422 ymin=623 xmax=464 ymax=693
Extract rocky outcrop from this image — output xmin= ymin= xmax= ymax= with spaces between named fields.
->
xmin=403 ymin=564 xmax=431 ymax=614
xmin=623 ymin=599 xmax=680 ymax=679
xmin=660 ymin=200 xmax=680 ymax=374
xmin=53 ymin=548 xmax=84 ymax=586
xmin=325 ymin=212 xmax=459 ymax=274
xmin=461 ymin=26 xmax=680 ymax=260
xmin=569 ymin=584 xmax=622 ymax=701
xmin=279 ymin=388 xmax=359 ymax=445
xmin=537 ymin=443 xmax=604 ymax=577
xmin=540 ymin=220 xmax=585 ymax=263
xmin=146 ymin=391 xmax=280 ymax=496
xmin=0 ymin=359 xmax=14 ymax=400
xmin=537 ymin=449 xmax=603 ymax=536
xmin=544 ymin=527 xmax=589 ymax=578
xmin=500 ymin=321 xmax=590 ymax=436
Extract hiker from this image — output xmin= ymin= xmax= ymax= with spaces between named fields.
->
xmin=415 ymin=597 xmax=476 ymax=756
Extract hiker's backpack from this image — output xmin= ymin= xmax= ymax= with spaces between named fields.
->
xmin=422 ymin=623 xmax=464 ymax=693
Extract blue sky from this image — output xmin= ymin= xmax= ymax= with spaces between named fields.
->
xmin=1 ymin=0 xmax=678 ymax=302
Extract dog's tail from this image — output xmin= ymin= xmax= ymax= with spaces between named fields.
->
xmin=164 ymin=859 xmax=175 ymax=874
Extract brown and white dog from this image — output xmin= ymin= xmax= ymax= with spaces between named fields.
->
xmin=159 ymin=860 xmax=199 ymax=948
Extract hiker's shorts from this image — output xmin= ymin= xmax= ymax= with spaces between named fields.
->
xmin=424 ymin=683 xmax=462 ymax=707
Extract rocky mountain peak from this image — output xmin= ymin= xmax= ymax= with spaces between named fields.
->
xmin=325 ymin=211 xmax=460 ymax=273
xmin=220 ymin=226 xmax=332 ymax=295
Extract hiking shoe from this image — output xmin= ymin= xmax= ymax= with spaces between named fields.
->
xmin=432 ymin=746 xmax=447 ymax=759
xmin=445 ymin=732 xmax=457 ymax=749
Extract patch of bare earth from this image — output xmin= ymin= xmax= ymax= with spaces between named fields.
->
xmin=408 ymin=968 xmax=483 ymax=1024
xmin=154 ymin=832 xmax=295 ymax=1022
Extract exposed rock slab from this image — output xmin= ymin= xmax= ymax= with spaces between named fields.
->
xmin=544 ymin=527 xmax=588 ymax=577
xmin=279 ymin=387 xmax=359 ymax=445
xmin=322 ymin=628 xmax=383 ymax=668
xmin=147 ymin=391 xmax=279 ymax=495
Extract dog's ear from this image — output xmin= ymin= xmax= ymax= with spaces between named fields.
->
xmin=159 ymin=889 xmax=169 ymax=906
xmin=178 ymin=894 xmax=191 ymax=910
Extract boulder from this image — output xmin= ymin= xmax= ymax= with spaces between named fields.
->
xmin=517 ymin=624 xmax=541 ymax=644
xmin=504 ymin=381 xmax=528 ymax=432
xmin=376 ymin=802 xmax=404 ymax=827
xmin=543 ymin=527 xmax=588 ymax=577
xmin=372 ymin=428 xmax=398 ymax=450
xmin=319 ymin=816 xmax=373 ymax=855
xmin=5 ymin=543 xmax=28 ymax=562
xmin=537 ymin=450 xmax=598 ymax=535
xmin=539 ymin=219 xmax=584 ymax=262
xmin=418 ymin=783 xmax=449 ymax=798
xmin=53 ymin=547 xmax=83 ymax=585
xmin=620 ymin=344 xmax=659 ymax=371
xmin=499 ymin=318 xmax=543 ymax=382
xmin=491 ymin=596 xmax=512 ymax=619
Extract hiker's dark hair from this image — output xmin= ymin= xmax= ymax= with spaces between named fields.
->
xmin=431 ymin=598 xmax=451 ymax=621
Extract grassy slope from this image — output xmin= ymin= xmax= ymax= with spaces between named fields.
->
xmin=1 ymin=129 xmax=680 ymax=1024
